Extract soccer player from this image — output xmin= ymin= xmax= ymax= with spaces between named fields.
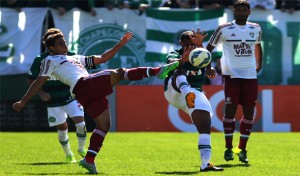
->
xmin=163 ymin=28 xmax=223 ymax=172
xmin=28 ymin=28 xmax=87 ymax=164
xmin=12 ymin=30 xmax=179 ymax=174
xmin=206 ymin=0 xmax=263 ymax=164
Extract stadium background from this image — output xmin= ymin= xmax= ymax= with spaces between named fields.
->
xmin=0 ymin=7 xmax=299 ymax=132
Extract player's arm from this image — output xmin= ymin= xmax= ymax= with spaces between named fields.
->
xmin=12 ymin=76 xmax=49 ymax=112
xmin=206 ymin=44 xmax=217 ymax=78
xmin=255 ymin=43 xmax=263 ymax=73
xmin=27 ymin=78 xmax=51 ymax=101
xmin=189 ymin=28 xmax=208 ymax=47
xmin=92 ymin=31 xmax=133 ymax=65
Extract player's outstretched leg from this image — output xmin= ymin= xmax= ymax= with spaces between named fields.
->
xmin=156 ymin=61 xmax=179 ymax=79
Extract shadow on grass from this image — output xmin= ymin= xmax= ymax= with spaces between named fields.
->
xmin=19 ymin=162 xmax=66 ymax=165
xmin=217 ymin=163 xmax=251 ymax=168
xmin=155 ymin=171 xmax=199 ymax=175
xmin=22 ymin=173 xmax=86 ymax=175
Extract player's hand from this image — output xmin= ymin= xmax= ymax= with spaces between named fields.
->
xmin=189 ymin=28 xmax=208 ymax=47
xmin=206 ymin=67 xmax=216 ymax=78
xmin=182 ymin=45 xmax=196 ymax=63
xmin=119 ymin=31 xmax=133 ymax=46
xmin=12 ymin=101 xmax=25 ymax=112
xmin=38 ymin=92 xmax=51 ymax=102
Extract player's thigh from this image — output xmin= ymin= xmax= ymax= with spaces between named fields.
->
xmin=240 ymin=79 xmax=258 ymax=106
xmin=64 ymin=100 xmax=84 ymax=118
xmin=192 ymin=88 xmax=213 ymax=117
xmin=223 ymin=75 xmax=241 ymax=105
xmin=164 ymin=77 xmax=186 ymax=110
xmin=47 ymin=106 xmax=68 ymax=127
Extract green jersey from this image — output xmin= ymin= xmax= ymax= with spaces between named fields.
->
xmin=27 ymin=51 xmax=75 ymax=107
xmin=164 ymin=48 xmax=206 ymax=92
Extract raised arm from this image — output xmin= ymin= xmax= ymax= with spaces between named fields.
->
xmin=206 ymin=43 xmax=217 ymax=78
xmin=92 ymin=31 xmax=133 ymax=65
xmin=12 ymin=76 xmax=49 ymax=112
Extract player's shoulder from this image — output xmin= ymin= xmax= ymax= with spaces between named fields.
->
xmin=67 ymin=51 xmax=76 ymax=56
xmin=218 ymin=22 xmax=235 ymax=30
xmin=34 ymin=51 xmax=49 ymax=61
xmin=247 ymin=21 xmax=261 ymax=29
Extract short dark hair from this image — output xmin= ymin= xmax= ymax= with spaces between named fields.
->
xmin=180 ymin=31 xmax=194 ymax=41
xmin=42 ymin=28 xmax=62 ymax=45
xmin=234 ymin=0 xmax=250 ymax=9
xmin=44 ymin=33 xmax=64 ymax=49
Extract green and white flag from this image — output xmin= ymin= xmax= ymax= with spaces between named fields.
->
xmin=145 ymin=8 xmax=225 ymax=64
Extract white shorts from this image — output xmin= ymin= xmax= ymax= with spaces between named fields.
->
xmin=164 ymin=77 xmax=213 ymax=117
xmin=47 ymin=100 xmax=84 ymax=127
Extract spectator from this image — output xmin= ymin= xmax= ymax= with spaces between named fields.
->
xmin=94 ymin=0 xmax=125 ymax=10
xmin=48 ymin=0 xmax=97 ymax=16
xmin=0 ymin=0 xmax=27 ymax=12
xmin=248 ymin=0 xmax=276 ymax=10
xmin=192 ymin=0 xmax=233 ymax=10
xmin=279 ymin=0 xmax=300 ymax=14
xmin=162 ymin=0 xmax=181 ymax=8
xmin=26 ymin=0 xmax=48 ymax=7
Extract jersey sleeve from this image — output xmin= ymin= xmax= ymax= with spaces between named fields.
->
xmin=27 ymin=56 xmax=42 ymax=80
xmin=78 ymin=55 xmax=97 ymax=69
xmin=208 ymin=25 xmax=224 ymax=47
xmin=39 ymin=57 xmax=55 ymax=77
xmin=256 ymin=25 xmax=262 ymax=44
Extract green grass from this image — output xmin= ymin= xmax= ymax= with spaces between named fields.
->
xmin=0 ymin=132 xmax=299 ymax=176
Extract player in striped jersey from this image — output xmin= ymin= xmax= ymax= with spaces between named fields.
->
xmin=27 ymin=28 xmax=87 ymax=164
xmin=206 ymin=0 xmax=263 ymax=164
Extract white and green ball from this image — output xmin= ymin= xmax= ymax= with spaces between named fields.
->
xmin=188 ymin=48 xmax=212 ymax=68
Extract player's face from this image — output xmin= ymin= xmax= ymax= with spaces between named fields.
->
xmin=50 ymin=37 xmax=68 ymax=55
xmin=181 ymin=39 xmax=195 ymax=48
xmin=233 ymin=5 xmax=251 ymax=21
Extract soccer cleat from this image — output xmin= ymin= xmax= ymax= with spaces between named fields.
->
xmin=200 ymin=163 xmax=224 ymax=172
xmin=78 ymin=149 xmax=87 ymax=158
xmin=66 ymin=155 xmax=77 ymax=164
xmin=79 ymin=158 xmax=98 ymax=174
xmin=156 ymin=61 xmax=179 ymax=79
xmin=224 ymin=148 xmax=234 ymax=161
xmin=185 ymin=91 xmax=196 ymax=108
xmin=233 ymin=147 xmax=249 ymax=164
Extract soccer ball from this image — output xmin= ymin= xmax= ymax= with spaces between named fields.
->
xmin=188 ymin=47 xmax=211 ymax=68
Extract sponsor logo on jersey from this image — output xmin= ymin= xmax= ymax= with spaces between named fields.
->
xmin=231 ymin=33 xmax=236 ymax=37
xmin=233 ymin=42 xmax=252 ymax=57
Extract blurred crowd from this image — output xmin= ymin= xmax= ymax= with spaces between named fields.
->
xmin=1 ymin=0 xmax=300 ymax=15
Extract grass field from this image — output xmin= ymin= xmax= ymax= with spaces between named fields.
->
xmin=0 ymin=132 xmax=299 ymax=176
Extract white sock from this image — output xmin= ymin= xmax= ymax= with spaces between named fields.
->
xmin=58 ymin=129 xmax=73 ymax=156
xmin=176 ymin=75 xmax=191 ymax=95
xmin=198 ymin=134 xmax=211 ymax=169
xmin=75 ymin=121 xmax=87 ymax=152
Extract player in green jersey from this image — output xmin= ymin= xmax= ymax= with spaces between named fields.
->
xmin=27 ymin=28 xmax=87 ymax=164
xmin=163 ymin=29 xmax=223 ymax=172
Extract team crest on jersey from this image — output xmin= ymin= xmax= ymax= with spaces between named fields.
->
xmin=73 ymin=24 xmax=146 ymax=85
xmin=48 ymin=116 xmax=56 ymax=123
xmin=249 ymin=32 xmax=254 ymax=38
